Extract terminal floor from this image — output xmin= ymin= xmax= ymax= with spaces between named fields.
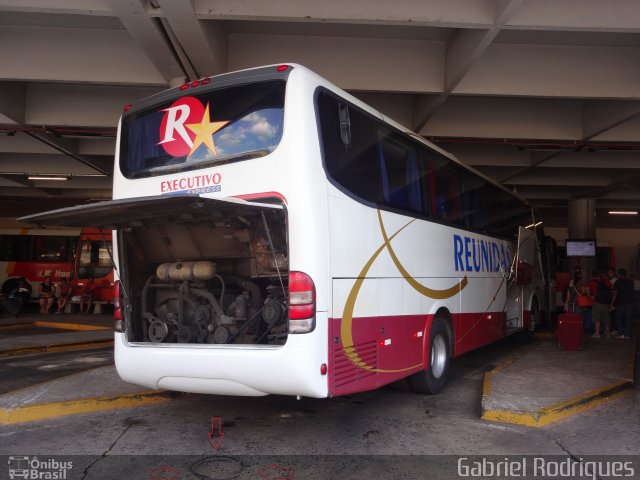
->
xmin=481 ymin=331 xmax=635 ymax=426
xmin=0 ymin=318 xmax=640 ymax=480
xmin=0 ymin=314 xmax=636 ymax=432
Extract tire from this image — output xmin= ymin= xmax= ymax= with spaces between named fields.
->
xmin=517 ymin=299 xmax=538 ymax=344
xmin=409 ymin=317 xmax=450 ymax=394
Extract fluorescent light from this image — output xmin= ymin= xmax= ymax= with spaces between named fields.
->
xmin=608 ymin=210 xmax=638 ymax=215
xmin=27 ymin=175 xmax=70 ymax=181
xmin=525 ymin=221 xmax=543 ymax=229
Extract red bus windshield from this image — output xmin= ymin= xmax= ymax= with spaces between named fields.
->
xmin=120 ymin=80 xmax=285 ymax=179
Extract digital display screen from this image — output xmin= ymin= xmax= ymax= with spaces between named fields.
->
xmin=565 ymin=239 xmax=596 ymax=257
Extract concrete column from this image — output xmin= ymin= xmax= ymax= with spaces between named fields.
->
xmin=568 ymin=198 xmax=596 ymax=275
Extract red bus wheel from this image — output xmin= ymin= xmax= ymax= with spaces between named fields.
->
xmin=409 ymin=317 xmax=450 ymax=394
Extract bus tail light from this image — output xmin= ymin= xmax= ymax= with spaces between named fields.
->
xmin=114 ymin=280 xmax=123 ymax=332
xmin=288 ymin=271 xmax=315 ymax=333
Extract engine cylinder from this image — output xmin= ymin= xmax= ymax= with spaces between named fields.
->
xmin=156 ymin=261 xmax=217 ymax=282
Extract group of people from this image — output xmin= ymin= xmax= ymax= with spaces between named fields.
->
xmin=38 ymin=276 xmax=97 ymax=314
xmin=38 ymin=276 xmax=72 ymax=314
xmin=564 ymin=267 xmax=636 ymax=339
xmin=1 ymin=275 xmax=97 ymax=315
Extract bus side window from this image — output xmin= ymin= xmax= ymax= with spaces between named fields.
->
xmin=34 ymin=236 xmax=71 ymax=262
xmin=428 ymin=154 xmax=457 ymax=221
xmin=485 ymin=186 xmax=530 ymax=239
xmin=318 ymin=92 xmax=381 ymax=203
xmin=0 ymin=236 xmax=29 ymax=262
xmin=504 ymin=197 xmax=533 ymax=239
xmin=459 ymin=170 xmax=485 ymax=230
xmin=484 ymin=185 xmax=508 ymax=237
xmin=378 ymin=127 xmax=427 ymax=215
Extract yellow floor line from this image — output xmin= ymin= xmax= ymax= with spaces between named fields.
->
xmin=0 ymin=322 xmax=35 ymax=331
xmin=0 ymin=340 xmax=114 ymax=358
xmin=482 ymin=381 xmax=633 ymax=427
xmin=0 ymin=390 xmax=186 ymax=424
xmin=481 ymin=335 xmax=637 ymax=427
xmin=33 ymin=321 xmax=110 ymax=331
xmin=0 ymin=365 xmax=107 ymax=399
xmin=534 ymin=331 xmax=556 ymax=338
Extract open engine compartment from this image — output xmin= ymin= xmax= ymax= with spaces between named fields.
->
xmin=118 ymin=198 xmax=289 ymax=346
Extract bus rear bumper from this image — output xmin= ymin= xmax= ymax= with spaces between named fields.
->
xmin=113 ymin=329 xmax=328 ymax=398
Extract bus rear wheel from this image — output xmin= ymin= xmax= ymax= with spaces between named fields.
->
xmin=517 ymin=299 xmax=538 ymax=344
xmin=409 ymin=317 xmax=450 ymax=394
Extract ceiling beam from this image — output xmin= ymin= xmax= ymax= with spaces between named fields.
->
xmin=194 ymin=0 xmax=498 ymax=26
xmin=0 ymin=83 xmax=112 ymax=178
xmin=23 ymin=131 xmax=111 ymax=176
xmin=156 ymin=0 xmax=227 ymax=78
xmin=499 ymin=100 xmax=640 ymax=187
xmin=0 ymin=0 xmax=112 ymax=16
xmin=0 ymin=174 xmax=54 ymax=196
xmin=412 ymin=0 xmax=525 ymax=132
xmin=0 ymin=82 xmax=25 ymax=124
xmin=583 ymin=100 xmax=640 ymax=139
xmin=108 ymin=0 xmax=187 ymax=85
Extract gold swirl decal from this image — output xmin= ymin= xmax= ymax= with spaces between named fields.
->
xmin=340 ymin=210 xmax=469 ymax=372
xmin=378 ymin=210 xmax=469 ymax=299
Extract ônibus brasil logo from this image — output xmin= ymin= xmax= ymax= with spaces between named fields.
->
xmin=158 ymin=97 xmax=229 ymax=158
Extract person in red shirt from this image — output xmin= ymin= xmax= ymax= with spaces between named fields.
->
xmin=56 ymin=277 xmax=72 ymax=314
xmin=80 ymin=276 xmax=97 ymax=314
xmin=588 ymin=270 xmax=611 ymax=296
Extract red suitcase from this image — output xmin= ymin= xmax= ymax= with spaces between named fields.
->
xmin=557 ymin=312 xmax=584 ymax=351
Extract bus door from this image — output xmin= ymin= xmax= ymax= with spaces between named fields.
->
xmin=505 ymin=226 xmax=536 ymax=331
xmin=73 ymin=230 xmax=114 ymax=302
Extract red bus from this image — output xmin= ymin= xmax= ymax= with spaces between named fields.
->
xmin=0 ymin=228 xmax=114 ymax=303
xmin=71 ymin=228 xmax=115 ymax=302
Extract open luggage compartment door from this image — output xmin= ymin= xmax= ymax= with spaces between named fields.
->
xmin=18 ymin=194 xmax=283 ymax=229
xmin=20 ymin=195 xmax=290 ymax=347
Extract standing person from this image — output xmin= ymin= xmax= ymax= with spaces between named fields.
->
xmin=612 ymin=269 xmax=634 ymax=339
xmin=80 ymin=276 xmax=96 ymax=314
xmin=588 ymin=271 xmax=600 ymax=297
xmin=592 ymin=273 xmax=613 ymax=338
xmin=56 ymin=277 xmax=72 ymax=314
xmin=573 ymin=265 xmax=583 ymax=285
xmin=632 ymin=272 xmax=640 ymax=318
xmin=39 ymin=275 xmax=56 ymax=314
xmin=607 ymin=268 xmax=618 ymax=334
xmin=9 ymin=277 xmax=32 ymax=314
xmin=577 ymin=283 xmax=594 ymax=333
xmin=564 ymin=269 xmax=583 ymax=312
xmin=607 ymin=268 xmax=619 ymax=336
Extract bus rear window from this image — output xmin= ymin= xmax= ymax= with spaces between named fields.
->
xmin=121 ymin=81 xmax=285 ymax=179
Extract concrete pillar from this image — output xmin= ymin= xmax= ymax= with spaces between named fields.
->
xmin=568 ymin=198 xmax=596 ymax=276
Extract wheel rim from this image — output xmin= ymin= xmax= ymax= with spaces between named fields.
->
xmin=431 ymin=334 xmax=447 ymax=378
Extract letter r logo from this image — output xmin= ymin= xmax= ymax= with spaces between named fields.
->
xmin=157 ymin=96 xmax=205 ymax=157
xmin=159 ymin=104 xmax=193 ymax=148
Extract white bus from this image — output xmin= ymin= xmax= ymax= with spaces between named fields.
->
xmin=22 ymin=64 xmax=553 ymax=397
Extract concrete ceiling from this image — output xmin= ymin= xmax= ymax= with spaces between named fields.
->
xmin=1 ymin=0 xmax=640 ymax=228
